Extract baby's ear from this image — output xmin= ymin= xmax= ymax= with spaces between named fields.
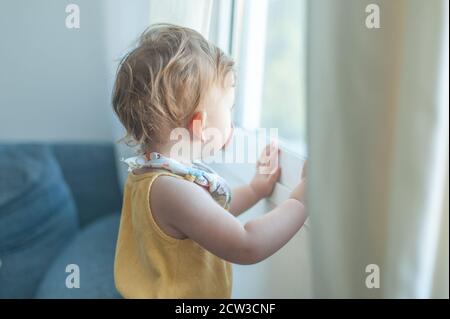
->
xmin=189 ymin=111 xmax=207 ymax=141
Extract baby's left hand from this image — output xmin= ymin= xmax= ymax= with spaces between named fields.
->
xmin=249 ymin=142 xmax=281 ymax=199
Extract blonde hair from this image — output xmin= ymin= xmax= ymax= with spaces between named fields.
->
xmin=112 ymin=24 xmax=234 ymax=153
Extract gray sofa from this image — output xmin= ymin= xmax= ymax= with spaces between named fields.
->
xmin=0 ymin=143 xmax=123 ymax=298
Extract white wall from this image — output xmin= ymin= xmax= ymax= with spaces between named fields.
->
xmin=215 ymin=167 xmax=313 ymax=299
xmin=0 ymin=0 xmax=150 ymax=143
xmin=0 ymin=0 xmax=110 ymax=141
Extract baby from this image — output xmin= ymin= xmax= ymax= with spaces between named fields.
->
xmin=112 ymin=24 xmax=307 ymax=298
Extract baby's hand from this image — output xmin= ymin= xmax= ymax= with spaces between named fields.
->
xmin=249 ymin=142 xmax=281 ymax=199
xmin=289 ymin=161 xmax=307 ymax=205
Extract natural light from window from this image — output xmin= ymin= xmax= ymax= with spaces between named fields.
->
xmin=233 ymin=0 xmax=307 ymax=156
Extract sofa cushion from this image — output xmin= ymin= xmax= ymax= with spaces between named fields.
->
xmin=49 ymin=143 xmax=123 ymax=227
xmin=36 ymin=213 xmax=121 ymax=298
xmin=0 ymin=144 xmax=79 ymax=298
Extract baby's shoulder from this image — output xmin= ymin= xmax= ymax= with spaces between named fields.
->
xmin=150 ymin=173 xmax=212 ymax=210
xmin=151 ymin=173 xmax=204 ymax=197
xmin=149 ymin=174 xmax=213 ymax=232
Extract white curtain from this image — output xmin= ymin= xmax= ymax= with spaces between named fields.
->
xmin=149 ymin=0 xmax=213 ymax=37
xmin=308 ymin=0 xmax=449 ymax=298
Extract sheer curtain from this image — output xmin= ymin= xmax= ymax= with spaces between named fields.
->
xmin=307 ymin=0 xmax=449 ymax=298
xmin=149 ymin=0 xmax=213 ymax=37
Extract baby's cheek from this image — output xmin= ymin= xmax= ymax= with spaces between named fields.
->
xmin=211 ymin=114 xmax=229 ymax=143
xmin=222 ymin=123 xmax=234 ymax=149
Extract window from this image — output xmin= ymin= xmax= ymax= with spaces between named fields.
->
xmin=208 ymin=0 xmax=307 ymax=205
xmin=232 ymin=0 xmax=307 ymax=156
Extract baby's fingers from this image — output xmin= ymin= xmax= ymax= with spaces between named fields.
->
xmin=258 ymin=141 xmax=280 ymax=174
xmin=301 ymin=160 xmax=308 ymax=179
xmin=261 ymin=141 xmax=279 ymax=158
xmin=269 ymin=166 xmax=281 ymax=183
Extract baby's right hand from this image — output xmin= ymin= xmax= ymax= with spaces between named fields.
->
xmin=289 ymin=161 xmax=307 ymax=205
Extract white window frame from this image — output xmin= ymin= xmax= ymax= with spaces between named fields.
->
xmin=209 ymin=0 xmax=307 ymax=209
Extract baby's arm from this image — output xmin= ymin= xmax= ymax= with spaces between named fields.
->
xmin=151 ymin=170 xmax=307 ymax=265
xmin=229 ymin=185 xmax=264 ymax=216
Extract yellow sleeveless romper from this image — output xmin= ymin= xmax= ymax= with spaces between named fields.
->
xmin=114 ymin=170 xmax=233 ymax=298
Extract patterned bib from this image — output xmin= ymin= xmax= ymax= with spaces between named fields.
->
xmin=122 ymin=152 xmax=232 ymax=210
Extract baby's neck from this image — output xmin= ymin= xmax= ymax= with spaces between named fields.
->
xmin=151 ymin=143 xmax=199 ymax=167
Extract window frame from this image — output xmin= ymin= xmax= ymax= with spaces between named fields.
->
xmin=209 ymin=0 xmax=308 ymax=208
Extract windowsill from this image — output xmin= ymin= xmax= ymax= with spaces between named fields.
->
xmin=208 ymin=127 xmax=310 ymax=228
